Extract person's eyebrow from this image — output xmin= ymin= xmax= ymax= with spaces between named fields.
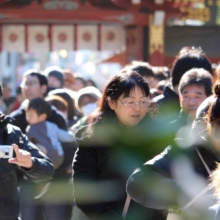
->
xmin=182 ymin=91 xmax=202 ymax=95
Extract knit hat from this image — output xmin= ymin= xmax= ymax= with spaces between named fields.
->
xmin=75 ymin=86 xmax=102 ymax=113
xmin=44 ymin=66 xmax=64 ymax=87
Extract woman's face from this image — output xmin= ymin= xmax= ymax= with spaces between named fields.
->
xmin=108 ymin=87 xmax=149 ymax=127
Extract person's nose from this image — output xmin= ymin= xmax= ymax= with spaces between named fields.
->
xmin=188 ymin=97 xmax=196 ymax=106
xmin=133 ymin=102 xmax=141 ymax=110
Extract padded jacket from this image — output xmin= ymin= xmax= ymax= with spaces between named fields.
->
xmin=0 ymin=113 xmax=54 ymax=219
xmin=126 ymin=138 xmax=219 ymax=220
xmin=73 ymin=119 xmax=166 ymax=220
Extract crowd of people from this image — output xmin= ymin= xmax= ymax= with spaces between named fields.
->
xmin=1 ymin=46 xmax=220 ymax=220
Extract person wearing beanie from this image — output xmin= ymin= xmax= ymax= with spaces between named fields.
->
xmin=44 ymin=66 xmax=64 ymax=92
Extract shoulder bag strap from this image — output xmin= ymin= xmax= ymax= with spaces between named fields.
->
xmin=180 ymin=148 xmax=211 ymax=211
xmin=195 ymin=148 xmax=211 ymax=175
xmin=122 ymin=195 xmax=131 ymax=219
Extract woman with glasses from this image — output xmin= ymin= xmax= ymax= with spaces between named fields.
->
xmin=72 ymin=70 xmax=164 ymax=220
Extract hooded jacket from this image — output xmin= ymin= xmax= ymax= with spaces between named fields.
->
xmin=0 ymin=112 xmax=54 ymax=219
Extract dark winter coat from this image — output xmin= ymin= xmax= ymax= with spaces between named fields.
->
xmin=152 ymin=86 xmax=180 ymax=123
xmin=0 ymin=113 xmax=54 ymax=219
xmin=73 ymin=117 xmax=166 ymax=220
xmin=126 ymin=136 xmax=220 ymax=220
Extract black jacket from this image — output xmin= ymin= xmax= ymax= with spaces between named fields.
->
xmin=73 ymin=118 xmax=166 ymax=220
xmin=0 ymin=113 xmax=54 ymax=219
xmin=152 ymin=86 xmax=180 ymax=123
xmin=126 ymin=137 xmax=219 ymax=220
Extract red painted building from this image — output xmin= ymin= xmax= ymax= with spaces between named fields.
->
xmin=0 ymin=0 xmax=220 ymax=67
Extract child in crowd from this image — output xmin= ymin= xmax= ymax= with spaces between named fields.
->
xmin=25 ymin=97 xmax=75 ymax=169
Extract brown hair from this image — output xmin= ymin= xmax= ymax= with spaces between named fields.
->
xmin=210 ymin=163 xmax=220 ymax=199
xmin=45 ymin=95 xmax=68 ymax=112
xmin=205 ymin=80 xmax=220 ymax=136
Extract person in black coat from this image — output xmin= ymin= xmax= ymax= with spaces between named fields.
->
xmin=0 ymin=83 xmax=54 ymax=220
xmin=153 ymin=47 xmax=213 ymax=124
xmin=126 ymin=80 xmax=220 ymax=220
xmin=10 ymin=70 xmax=67 ymax=133
xmin=10 ymin=70 xmax=75 ymax=220
xmin=73 ymin=70 xmax=167 ymax=220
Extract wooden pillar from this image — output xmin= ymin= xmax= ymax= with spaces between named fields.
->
xmin=149 ymin=15 xmax=165 ymax=66
xmin=125 ymin=25 xmax=144 ymax=64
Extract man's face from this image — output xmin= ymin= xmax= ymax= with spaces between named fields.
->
xmin=180 ymin=84 xmax=208 ymax=120
xmin=21 ymin=75 xmax=47 ymax=101
xmin=2 ymin=85 xmax=12 ymax=100
xmin=48 ymin=76 xmax=62 ymax=89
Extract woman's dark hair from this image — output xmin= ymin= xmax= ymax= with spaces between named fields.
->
xmin=27 ymin=97 xmax=52 ymax=119
xmin=23 ymin=70 xmax=48 ymax=87
xmin=87 ymin=70 xmax=150 ymax=133
xmin=205 ymin=80 xmax=220 ymax=133
xmin=171 ymin=47 xmax=212 ymax=87
xmin=48 ymin=89 xmax=76 ymax=120
xmin=45 ymin=95 xmax=68 ymax=112
xmin=132 ymin=65 xmax=154 ymax=78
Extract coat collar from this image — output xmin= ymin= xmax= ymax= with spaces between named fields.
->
xmin=0 ymin=112 xmax=13 ymax=133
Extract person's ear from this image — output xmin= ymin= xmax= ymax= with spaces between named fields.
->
xmin=108 ymin=98 xmax=115 ymax=110
xmin=41 ymin=85 xmax=47 ymax=96
xmin=39 ymin=113 xmax=47 ymax=121
xmin=179 ymin=95 xmax=183 ymax=107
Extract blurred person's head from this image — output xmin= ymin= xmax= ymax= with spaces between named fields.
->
xmin=63 ymin=69 xmax=75 ymax=91
xmin=205 ymin=80 xmax=220 ymax=155
xmin=2 ymin=84 xmax=12 ymax=100
xmin=26 ymin=97 xmax=51 ymax=125
xmin=156 ymin=79 xmax=169 ymax=93
xmin=214 ymin=64 xmax=220 ymax=83
xmin=89 ymin=70 xmax=151 ymax=128
xmin=86 ymin=79 xmax=97 ymax=88
xmin=20 ymin=70 xmax=48 ymax=101
xmin=178 ymin=68 xmax=212 ymax=120
xmin=75 ymin=86 xmax=101 ymax=116
xmin=15 ymin=87 xmax=25 ymax=104
xmin=72 ymin=76 xmax=86 ymax=91
xmin=47 ymin=88 xmax=76 ymax=121
xmin=45 ymin=95 xmax=68 ymax=120
xmin=171 ymin=47 xmax=212 ymax=94
xmin=151 ymin=67 xmax=168 ymax=89
xmin=131 ymin=61 xmax=155 ymax=88
xmin=44 ymin=66 xmax=64 ymax=91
